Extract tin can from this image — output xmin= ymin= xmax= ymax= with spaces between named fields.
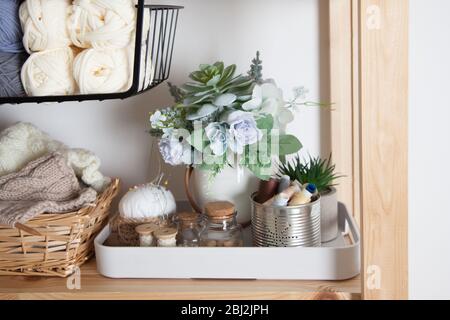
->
xmin=251 ymin=193 xmax=321 ymax=247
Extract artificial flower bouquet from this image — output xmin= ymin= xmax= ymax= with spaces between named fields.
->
xmin=149 ymin=52 xmax=317 ymax=180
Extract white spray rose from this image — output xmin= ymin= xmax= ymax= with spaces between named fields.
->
xmin=205 ymin=122 xmax=228 ymax=156
xmin=242 ymin=81 xmax=294 ymax=130
xmin=226 ymin=111 xmax=263 ymax=155
xmin=159 ymin=134 xmax=193 ymax=166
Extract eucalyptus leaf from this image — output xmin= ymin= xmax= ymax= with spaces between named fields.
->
xmin=278 ymin=135 xmax=303 ymax=156
xmin=256 ymin=114 xmax=274 ymax=131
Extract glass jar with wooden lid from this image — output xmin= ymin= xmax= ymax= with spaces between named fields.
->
xmin=199 ymin=201 xmax=243 ymax=247
xmin=135 ymin=223 xmax=159 ymax=247
xmin=153 ymin=227 xmax=178 ymax=247
xmin=175 ymin=212 xmax=202 ymax=247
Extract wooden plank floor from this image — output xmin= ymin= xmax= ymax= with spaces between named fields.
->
xmin=0 ymin=259 xmax=361 ymax=300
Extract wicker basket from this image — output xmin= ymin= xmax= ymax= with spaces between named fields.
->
xmin=0 ymin=178 xmax=120 ymax=277
xmin=112 ymin=214 xmax=174 ymax=246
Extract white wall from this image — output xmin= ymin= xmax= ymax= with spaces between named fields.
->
xmin=0 ymin=0 xmax=329 ymax=201
xmin=409 ymin=0 xmax=450 ymax=299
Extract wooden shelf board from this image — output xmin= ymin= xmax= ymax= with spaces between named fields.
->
xmin=0 ymin=259 xmax=361 ymax=300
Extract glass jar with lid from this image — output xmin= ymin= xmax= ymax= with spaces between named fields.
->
xmin=175 ymin=212 xmax=202 ymax=247
xmin=199 ymin=201 xmax=243 ymax=247
xmin=135 ymin=223 xmax=158 ymax=247
xmin=153 ymin=227 xmax=178 ymax=247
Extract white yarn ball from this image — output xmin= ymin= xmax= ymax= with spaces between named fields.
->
xmin=68 ymin=0 xmax=136 ymax=49
xmin=19 ymin=0 xmax=72 ymax=54
xmin=21 ymin=47 xmax=76 ymax=96
xmin=73 ymin=48 xmax=132 ymax=94
xmin=119 ymin=184 xmax=176 ymax=220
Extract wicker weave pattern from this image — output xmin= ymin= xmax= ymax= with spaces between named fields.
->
xmin=113 ymin=214 xmax=173 ymax=246
xmin=0 ymin=179 xmax=120 ymax=277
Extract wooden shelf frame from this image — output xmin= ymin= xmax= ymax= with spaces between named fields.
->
xmin=329 ymin=0 xmax=409 ymax=300
xmin=0 ymin=0 xmax=409 ymax=301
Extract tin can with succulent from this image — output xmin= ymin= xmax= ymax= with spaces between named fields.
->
xmin=278 ymin=154 xmax=342 ymax=242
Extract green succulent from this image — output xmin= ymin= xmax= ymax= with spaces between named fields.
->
xmin=180 ymin=62 xmax=255 ymax=106
xmin=278 ymin=154 xmax=342 ymax=193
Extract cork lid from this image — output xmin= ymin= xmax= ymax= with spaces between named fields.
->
xmin=176 ymin=212 xmax=199 ymax=222
xmin=205 ymin=201 xmax=235 ymax=218
xmin=153 ymin=227 xmax=177 ymax=240
xmin=135 ymin=223 xmax=159 ymax=236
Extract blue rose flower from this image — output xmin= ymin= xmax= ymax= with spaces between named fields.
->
xmin=205 ymin=122 xmax=228 ymax=156
xmin=226 ymin=111 xmax=263 ymax=155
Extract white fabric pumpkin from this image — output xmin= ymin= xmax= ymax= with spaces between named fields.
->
xmin=119 ymin=184 xmax=176 ymax=220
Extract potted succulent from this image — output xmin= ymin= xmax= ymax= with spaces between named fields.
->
xmin=148 ymin=52 xmax=324 ymax=225
xmin=278 ymin=154 xmax=342 ymax=242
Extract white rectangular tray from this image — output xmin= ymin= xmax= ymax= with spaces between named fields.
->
xmin=94 ymin=203 xmax=360 ymax=280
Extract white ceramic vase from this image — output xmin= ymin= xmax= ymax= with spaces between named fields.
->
xmin=189 ymin=166 xmax=259 ymax=225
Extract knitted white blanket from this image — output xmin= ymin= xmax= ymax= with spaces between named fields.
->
xmin=0 ymin=122 xmax=111 ymax=192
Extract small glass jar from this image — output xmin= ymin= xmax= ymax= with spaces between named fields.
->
xmin=199 ymin=201 xmax=243 ymax=247
xmin=135 ymin=223 xmax=158 ymax=247
xmin=175 ymin=212 xmax=201 ymax=247
xmin=154 ymin=227 xmax=178 ymax=247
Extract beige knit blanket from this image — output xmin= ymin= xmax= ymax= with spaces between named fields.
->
xmin=0 ymin=152 xmax=97 ymax=227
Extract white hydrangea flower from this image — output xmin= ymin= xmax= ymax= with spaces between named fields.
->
xmin=150 ymin=110 xmax=167 ymax=129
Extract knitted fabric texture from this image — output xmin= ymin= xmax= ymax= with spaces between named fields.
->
xmin=0 ymin=122 xmax=111 ymax=192
xmin=0 ymin=152 xmax=97 ymax=227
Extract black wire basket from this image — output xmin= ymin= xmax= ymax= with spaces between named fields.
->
xmin=0 ymin=1 xmax=183 ymax=105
